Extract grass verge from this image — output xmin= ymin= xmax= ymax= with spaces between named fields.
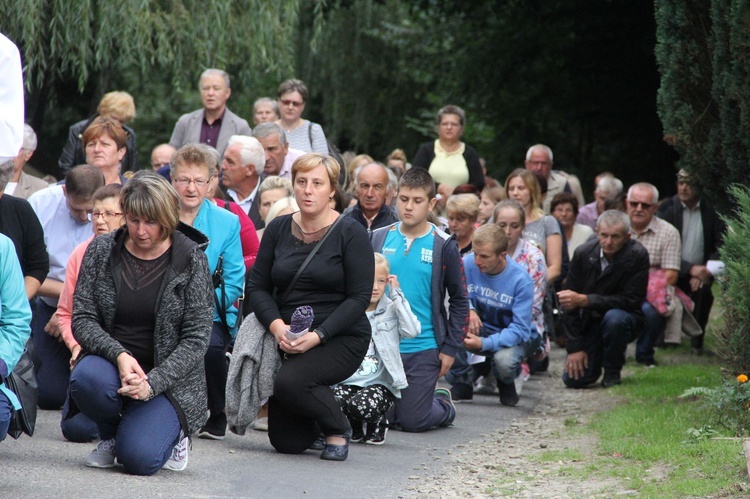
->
xmin=588 ymin=346 xmax=747 ymax=497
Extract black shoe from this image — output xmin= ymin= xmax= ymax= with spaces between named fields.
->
xmin=601 ymin=371 xmax=622 ymax=388
xmin=636 ymin=357 xmax=658 ymax=368
xmin=364 ymin=415 xmax=388 ymax=445
xmin=498 ymin=381 xmax=519 ymax=407
xmin=309 ymin=434 xmax=325 ymax=451
xmin=198 ymin=412 xmax=227 ymax=440
xmin=528 ymin=356 xmax=549 ymax=374
xmin=450 ymin=382 xmax=474 ymax=403
xmin=320 ymin=431 xmax=351 ymax=461
xmin=309 ymin=433 xmax=326 ymax=450
xmin=349 ymin=418 xmax=364 ymax=443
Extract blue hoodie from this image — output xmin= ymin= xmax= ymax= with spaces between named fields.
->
xmin=463 ymin=254 xmax=533 ymax=352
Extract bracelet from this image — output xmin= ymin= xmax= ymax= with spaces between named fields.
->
xmin=314 ymin=329 xmax=326 ymax=344
xmin=144 ymin=382 xmax=155 ymax=401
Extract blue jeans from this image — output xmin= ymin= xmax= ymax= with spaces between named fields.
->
xmin=563 ymin=308 xmax=639 ymax=388
xmin=31 ymin=299 xmax=69 ymax=409
xmin=388 ymin=349 xmax=452 ymax=432
xmin=636 ymin=302 xmax=664 ymax=363
xmin=447 ymin=344 xmax=526 ymax=386
xmin=61 ymin=387 xmax=99 ymax=442
xmin=70 ymin=355 xmax=181 ymax=476
xmin=0 ymin=390 xmax=12 ymax=443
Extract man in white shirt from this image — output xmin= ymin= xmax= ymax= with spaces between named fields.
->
xmin=221 ymin=135 xmax=266 ymax=227
xmin=252 ymin=122 xmax=304 ymax=181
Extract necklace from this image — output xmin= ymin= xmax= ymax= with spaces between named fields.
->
xmin=296 ymin=209 xmax=334 ymax=236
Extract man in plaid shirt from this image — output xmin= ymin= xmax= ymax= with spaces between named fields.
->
xmin=626 ymin=182 xmax=681 ymax=367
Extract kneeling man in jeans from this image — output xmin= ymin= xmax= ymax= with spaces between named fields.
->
xmin=447 ymin=224 xmax=534 ymax=406
xmin=558 ymin=210 xmax=649 ymax=388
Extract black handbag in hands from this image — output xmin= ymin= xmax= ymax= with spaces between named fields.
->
xmin=5 ymin=342 xmax=38 ymax=439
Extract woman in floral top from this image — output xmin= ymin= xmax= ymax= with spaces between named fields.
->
xmin=494 ymin=200 xmax=548 ymax=360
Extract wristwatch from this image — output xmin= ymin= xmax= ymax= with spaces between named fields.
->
xmin=314 ymin=329 xmax=326 ymax=344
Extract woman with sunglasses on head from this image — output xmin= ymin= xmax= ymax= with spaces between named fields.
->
xmin=275 ymin=79 xmax=328 ymax=154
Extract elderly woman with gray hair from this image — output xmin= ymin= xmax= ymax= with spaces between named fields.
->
xmin=170 ymin=144 xmax=245 ymax=441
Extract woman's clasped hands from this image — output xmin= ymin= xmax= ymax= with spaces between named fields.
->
xmin=269 ymin=319 xmax=321 ymax=355
xmin=116 ymin=352 xmax=151 ymax=400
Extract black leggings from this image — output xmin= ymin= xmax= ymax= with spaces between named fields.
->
xmin=332 ymin=384 xmax=396 ymax=424
xmin=205 ymin=322 xmax=231 ymax=416
xmin=268 ymin=334 xmax=368 ymax=454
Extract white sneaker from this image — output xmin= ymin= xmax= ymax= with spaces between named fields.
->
xmin=162 ymin=435 xmax=189 ymax=471
xmin=86 ymin=438 xmax=116 ymax=468
xmin=251 ymin=416 xmax=269 ymax=432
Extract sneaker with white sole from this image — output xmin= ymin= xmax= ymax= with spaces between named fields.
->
xmin=163 ymin=435 xmax=189 ymax=471
xmin=86 ymin=438 xmax=116 ymax=468
xmin=364 ymin=415 xmax=388 ymax=445
xmin=251 ymin=416 xmax=269 ymax=432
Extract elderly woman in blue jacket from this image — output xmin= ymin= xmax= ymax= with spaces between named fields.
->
xmin=332 ymin=253 xmax=420 ymax=446
xmin=170 ymin=143 xmax=245 ymax=440
xmin=0 ymin=233 xmax=32 ymax=442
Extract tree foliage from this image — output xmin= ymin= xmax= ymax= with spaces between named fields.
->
xmin=655 ymin=0 xmax=750 ymax=213
xmin=1 ymin=0 xmax=671 ymax=192
xmin=0 ymin=0 xmax=312 ymax=173
xmin=717 ymin=186 xmax=750 ymax=373
xmin=299 ymin=0 xmax=670 ymax=192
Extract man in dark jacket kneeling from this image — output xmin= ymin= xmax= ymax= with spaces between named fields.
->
xmin=557 ymin=210 xmax=649 ymax=388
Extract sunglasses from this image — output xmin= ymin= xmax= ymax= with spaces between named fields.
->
xmin=628 ymin=201 xmax=653 ymax=210
xmin=280 ymin=99 xmax=304 ymax=107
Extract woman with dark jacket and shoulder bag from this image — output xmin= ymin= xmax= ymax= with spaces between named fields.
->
xmin=247 ymin=153 xmax=374 ymax=461
xmin=70 ymin=171 xmax=214 ymax=475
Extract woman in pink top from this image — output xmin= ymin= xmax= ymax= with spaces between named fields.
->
xmin=50 ymin=184 xmax=124 ymax=443
xmin=56 ymin=184 xmax=125 ymax=366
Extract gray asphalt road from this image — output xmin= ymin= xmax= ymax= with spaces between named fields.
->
xmin=2 ymin=377 xmax=545 ymax=498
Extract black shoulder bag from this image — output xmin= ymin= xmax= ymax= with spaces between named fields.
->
xmin=6 ymin=341 xmax=38 ymax=439
xmin=277 ymin=215 xmax=343 ymax=305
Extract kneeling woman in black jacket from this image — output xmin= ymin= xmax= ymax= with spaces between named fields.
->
xmin=70 ymin=171 xmax=213 ymax=475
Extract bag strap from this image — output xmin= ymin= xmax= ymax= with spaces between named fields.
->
xmin=280 ymin=215 xmax=343 ymax=304
xmin=213 ymin=256 xmax=232 ymax=335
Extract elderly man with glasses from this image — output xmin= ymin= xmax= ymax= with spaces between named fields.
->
xmin=626 ymin=182 xmax=681 ymax=368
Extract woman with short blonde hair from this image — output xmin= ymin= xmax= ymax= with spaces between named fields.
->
xmin=70 ymin=171 xmax=214 ymax=475
xmin=248 ymin=152 xmax=373 ymax=461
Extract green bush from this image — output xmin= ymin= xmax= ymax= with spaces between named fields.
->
xmin=717 ymin=185 xmax=750 ymax=373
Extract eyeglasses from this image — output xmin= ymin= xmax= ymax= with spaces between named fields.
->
xmin=174 ymin=177 xmax=210 ymax=187
xmin=280 ymin=99 xmax=304 ymax=107
xmin=88 ymin=211 xmax=123 ymax=221
xmin=628 ymin=201 xmax=653 ymax=210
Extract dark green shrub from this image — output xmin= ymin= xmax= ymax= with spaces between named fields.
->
xmin=717 ymin=185 xmax=750 ymax=373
